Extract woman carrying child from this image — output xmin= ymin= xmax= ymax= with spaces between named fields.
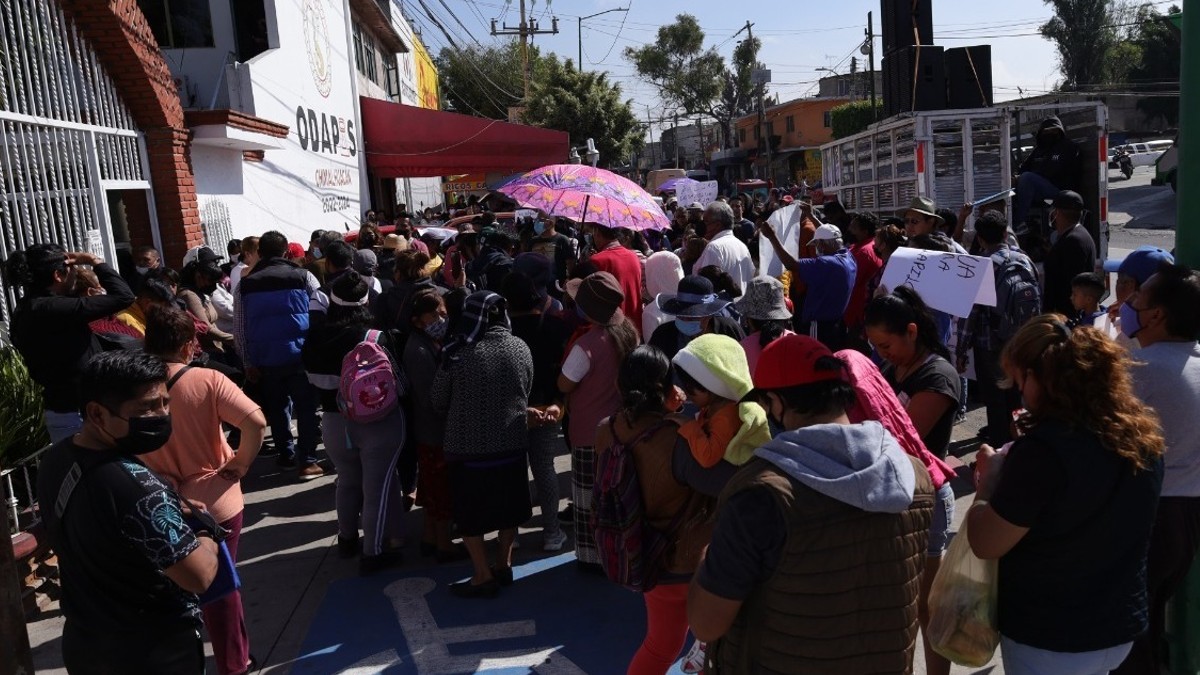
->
xmin=596 ymin=346 xmax=738 ymax=675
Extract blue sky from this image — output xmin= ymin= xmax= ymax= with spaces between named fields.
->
xmin=401 ymin=0 xmax=1170 ymax=121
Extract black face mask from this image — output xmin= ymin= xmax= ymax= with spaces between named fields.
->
xmin=109 ymin=414 xmax=173 ymax=455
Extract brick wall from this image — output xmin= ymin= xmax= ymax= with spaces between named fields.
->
xmin=60 ymin=0 xmax=202 ymax=266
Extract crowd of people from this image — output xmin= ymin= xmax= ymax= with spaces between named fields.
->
xmin=5 ymin=186 xmax=1198 ymax=675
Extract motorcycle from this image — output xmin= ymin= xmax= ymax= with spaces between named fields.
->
xmin=1113 ymin=148 xmax=1134 ymax=179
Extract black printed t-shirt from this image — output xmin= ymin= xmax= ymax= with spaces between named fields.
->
xmin=883 ymin=354 xmax=962 ymax=459
xmin=988 ymin=420 xmax=1163 ymax=652
xmin=37 ymin=439 xmax=202 ymax=633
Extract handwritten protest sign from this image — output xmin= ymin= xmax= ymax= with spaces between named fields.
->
xmin=514 ymin=209 xmax=538 ymax=221
xmin=880 ymin=248 xmax=997 ymax=319
xmin=675 ymin=180 xmax=719 ymax=207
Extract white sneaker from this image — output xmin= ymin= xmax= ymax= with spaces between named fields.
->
xmin=543 ymin=529 xmax=568 ymax=552
xmin=681 ymin=639 xmax=706 ymax=673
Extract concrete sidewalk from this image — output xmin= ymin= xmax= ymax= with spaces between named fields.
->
xmin=26 ymin=409 xmax=1003 ymax=675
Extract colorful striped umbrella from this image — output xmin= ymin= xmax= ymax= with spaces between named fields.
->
xmin=496 ymin=164 xmax=671 ymax=232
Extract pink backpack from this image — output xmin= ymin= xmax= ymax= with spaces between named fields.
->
xmin=338 ymin=330 xmax=400 ymax=424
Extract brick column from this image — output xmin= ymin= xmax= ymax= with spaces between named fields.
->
xmin=144 ymin=128 xmax=202 ymax=264
xmin=61 ymin=0 xmax=204 ymax=264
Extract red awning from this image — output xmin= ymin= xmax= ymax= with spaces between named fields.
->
xmin=360 ymin=98 xmax=570 ymax=178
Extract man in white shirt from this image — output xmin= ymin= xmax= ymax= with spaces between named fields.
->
xmin=1115 ymin=262 xmax=1200 ymax=675
xmin=694 ymin=201 xmax=754 ymax=291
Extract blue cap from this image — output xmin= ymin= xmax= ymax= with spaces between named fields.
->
xmin=1103 ymin=246 xmax=1174 ymax=285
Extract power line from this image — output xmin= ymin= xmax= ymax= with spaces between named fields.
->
xmin=463 ymin=0 xmax=494 ymax=35
xmin=416 ymin=0 xmax=523 ymax=104
xmin=436 ymin=0 xmax=485 ymax=47
xmin=588 ymin=1 xmax=633 ymax=65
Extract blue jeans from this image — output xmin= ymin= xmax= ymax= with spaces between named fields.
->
xmin=928 ymin=482 xmax=957 ymax=556
xmin=260 ymin=363 xmax=320 ymax=465
xmin=1013 ymin=172 xmax=1061 ymax=230
xmin=1001 ymin=636 xmax=1132 ymax=675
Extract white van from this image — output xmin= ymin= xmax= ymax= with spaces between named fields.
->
xmin=1121 ymin=140 xmax=1173 ymax=167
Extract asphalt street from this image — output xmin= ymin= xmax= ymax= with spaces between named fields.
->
xmin=1107 ymin=165 xmax=1178 ymax=253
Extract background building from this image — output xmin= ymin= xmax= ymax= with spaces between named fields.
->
xmin=734 ymin=95 xmax=850 ymax=186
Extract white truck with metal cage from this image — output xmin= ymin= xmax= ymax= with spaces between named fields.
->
xmin=819 ymin=102 xmax=1110 ymax=266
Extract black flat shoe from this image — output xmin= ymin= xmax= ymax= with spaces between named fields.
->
xmin=449 ymin=578 xmax=500 ymax=598
xmin=491 ymin=566 xmax=514 ymax=586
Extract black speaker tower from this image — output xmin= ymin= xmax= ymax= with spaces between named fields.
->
xmin=882 ymin=46 xmax=946 ymax=117
xmin=881 ymin=0 xmax=934 ymax=54
xmin=945 ymin=45 xmax=994 ymax=109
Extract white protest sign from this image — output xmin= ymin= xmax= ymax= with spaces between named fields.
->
xmin=880 ymin=248 xmax=997 ymax=319
xmin=675 ymin=180 xmax=719 ymax=207
xmin=758 ymin=203 xmax=803 ymax=277
xmin=515 ymin=209 xmax=538 ymax=221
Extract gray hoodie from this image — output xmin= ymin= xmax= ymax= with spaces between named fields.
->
xmin=754 ymin=421 xmax=917 ymax=514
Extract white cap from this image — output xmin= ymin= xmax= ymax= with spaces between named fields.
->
xmin=807 ymin=223 xmax=843 ymax=246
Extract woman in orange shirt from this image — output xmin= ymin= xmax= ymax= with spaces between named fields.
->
xmin=142 ymin=305 xmax=267 ymax=675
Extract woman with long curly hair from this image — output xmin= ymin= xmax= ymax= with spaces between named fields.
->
xmin=968 ymin=315 xmax=1165 ymax=675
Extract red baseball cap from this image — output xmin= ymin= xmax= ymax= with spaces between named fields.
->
xmin=751 ymin=334 xmax=844 ymax=392
xmin=287 ymin=242 xmax=306 ymax=260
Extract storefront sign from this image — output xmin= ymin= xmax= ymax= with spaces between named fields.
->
xmin=413 ymin=38 xmax=439 ymax=110
xmin=443 ymin=174 xmax=488 ymax=192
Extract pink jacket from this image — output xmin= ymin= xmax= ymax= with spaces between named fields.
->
xmin=836 ymin=349 xmax=956 ymax=489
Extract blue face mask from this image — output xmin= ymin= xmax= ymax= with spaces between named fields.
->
xmin=1119 ymin=300 xmax=1143 ymax=338
xmin=533 ymin=221 xmax=546 ymax=236
xmin=675 ymin=318 xmax=703 ymax=337
xmin=311 ymin=247 xmax=323 ymax=260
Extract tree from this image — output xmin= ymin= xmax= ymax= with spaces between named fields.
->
xmin=523 ymin=57 xmax=644 ymax=169
xmin=623 ymin=14 xmax=763 ymax=149
xmin=1041 ymin=0 xmax=1118 ymax=90
xmin=715 ymin=35 xmax=767 ymax=150
xmin=830 ymin=100 xmax=885 ymax=140
xmin=1127 ymin=3 xmax=1182 ymax=127
xmin=435 ymin=40 xmax=550 ymax=119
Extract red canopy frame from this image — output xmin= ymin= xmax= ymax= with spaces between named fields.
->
xmin=359 ymin=98 xmax=570 ymax=178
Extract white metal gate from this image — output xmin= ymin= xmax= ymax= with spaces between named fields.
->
xmin=0 ymin=0 xmax=157 ymax=316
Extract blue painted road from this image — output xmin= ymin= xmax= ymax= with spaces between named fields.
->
xmin=294 ymin=553 xmax=695 ymax=674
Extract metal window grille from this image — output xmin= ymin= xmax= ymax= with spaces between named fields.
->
xmin=0 ymin=0 xmax=152 ymax=321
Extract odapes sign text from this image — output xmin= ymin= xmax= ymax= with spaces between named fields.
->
xmin=243 ymin=0 xmax=359 ymax=232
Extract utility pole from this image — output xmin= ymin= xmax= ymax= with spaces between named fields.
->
xmin=578 ymin=7 xmax=628 ymax=71
xmin=646 ymin=107 xmax=656 ymax=169
xmin=491 ymin=0 xmax=559 ymax=100
xmin=673 ymin=111 xmax=680 ymax=168
xmin=748 ymin=21 xmax=771 ymax=183
xmin=867 ymin=11 xmax=878 ymax=122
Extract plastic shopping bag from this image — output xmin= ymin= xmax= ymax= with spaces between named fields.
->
xmin=927 ymin=515 xmax=1000 ymax=666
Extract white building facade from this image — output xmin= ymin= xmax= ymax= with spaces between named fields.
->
xmin=151 ymin=0 xmax=439 ymax=250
